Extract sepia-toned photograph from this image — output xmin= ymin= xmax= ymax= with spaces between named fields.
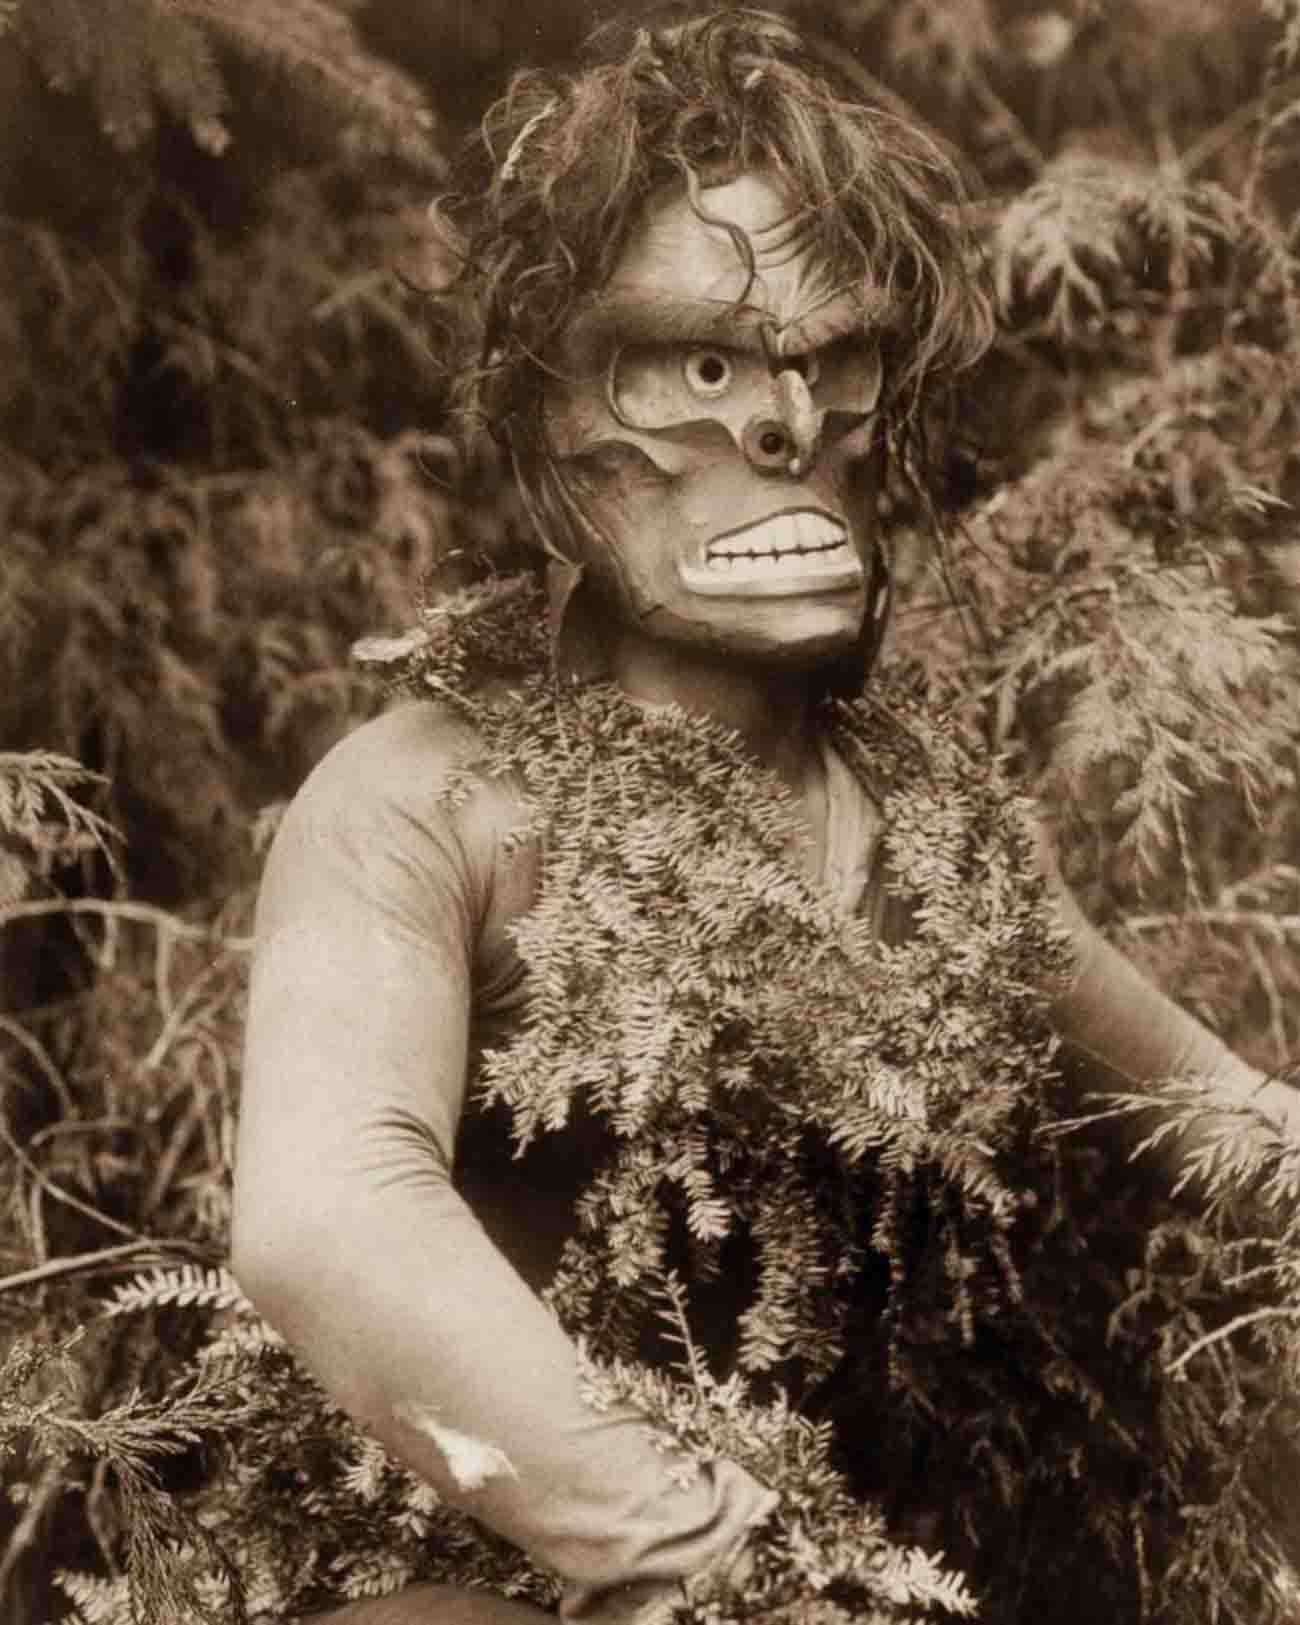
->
xmin=2 ymin=4 xmax=1299 ymax=1622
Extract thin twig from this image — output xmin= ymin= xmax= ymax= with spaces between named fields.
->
xmin=27 ymin=1180 xmax=46 ymax=1268
xmin=142 ymin=955 xmax=231 ymax=1073
xmin=967 ymin=62 xmax=1046 ymax=176
xmin=1121 ymin=909 xmax=1300 ymax=938
xmin=0 ymin=1011 xmax=75 ymax=1116
xmin=85 ymin=1457 xmax=120 ymax=1580
xmin=1246 ymin=933 xmax=1291 ymax=1074
xmin=0 ymin=1114 xmax=141 ymax=1244
xmin=142 ymin=1096 xmax=203 ymax=1221
xmin=1179 ymin=68 xmax=1300 ymax=175
xmin=312 ymin=269 xmax=392 ymax=321
xmin=26 ymin=1116 xmax=134 ymax=1150
xmin=0 ymin=897 xmax=252 ymax=952
xmin=0 ymin=1457 xmax=64 ymax=1597
xmin=1166 ymin=1304 xmax=1300 ymax=1377
xmin=0 ymin=1238 xmax=212 ymax=1295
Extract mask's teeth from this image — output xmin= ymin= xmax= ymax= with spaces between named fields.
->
xmin=680 ymin=520 xmax=863 ymax=597
xmin=706 ymin=511 xmax=846 ymax=564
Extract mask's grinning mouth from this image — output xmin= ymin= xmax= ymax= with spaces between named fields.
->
xmin=680 ymin=509 xmax=863 ymax=599
xmin=704 ymin=508 xmax=845 ymax=563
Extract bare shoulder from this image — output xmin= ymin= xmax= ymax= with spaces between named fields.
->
xmin=280 ymin=701 xmax=523 ymax=847
xmin=256 ymin=701 xmax=535 ymax=942
xmin=297 ymin=700 xmax=484 ymax=799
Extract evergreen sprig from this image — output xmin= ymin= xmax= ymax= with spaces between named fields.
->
xmin=12 ymin=0 xmax=444 ymax=168
xmin=0 ymin=751 xmax=115 ymax=902
xmin=575 ymin=1278 xmax=978 ymax=1624
xmin=425 ymin=640 xmax=1068 ymax=1393
xmin=989 ymin=152 xmax=1293 ymax=347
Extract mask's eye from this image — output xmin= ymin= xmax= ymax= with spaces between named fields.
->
xmin=682 ymin=348 xmax=734 ymax=398
xmin=610 ymin=342 xmax=765 ymax=428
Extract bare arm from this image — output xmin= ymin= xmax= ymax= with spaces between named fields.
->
xmin=1047 ymin=875 xmax=1299 ymax=1199
xmin=232 ymin=704 xmax=773 ymax=1622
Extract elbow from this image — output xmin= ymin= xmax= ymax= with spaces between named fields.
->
xmin=230 ymin=1107 xmax=458 ymax=1321
xmin=229 ymin=1176 xmax=326 ymax=1329
xmin=229 ymin=1223 xmax=288 ymax=1330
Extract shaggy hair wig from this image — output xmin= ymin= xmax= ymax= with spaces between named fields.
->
xmin=435 ymin=5 xmax=993 ymax=487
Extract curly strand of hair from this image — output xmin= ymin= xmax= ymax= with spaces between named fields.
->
xmin=499 ymin=97 xmax=559 ymax=186
xmin=679 ymin=159 xmax=759 ymax=307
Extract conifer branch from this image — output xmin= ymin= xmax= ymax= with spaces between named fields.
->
xmin=175 ymin=0 xmax=444 ymax=172
xmin=13 ymin=0 xmax=444 ymax=167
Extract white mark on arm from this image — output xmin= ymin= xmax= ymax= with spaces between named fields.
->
xmin=393 ymin=1399 xmax=519 ymax=1492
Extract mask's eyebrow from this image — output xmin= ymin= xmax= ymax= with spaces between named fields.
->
xmin=771 ymin=285 xmax=896 ymax=356
xmin=561 ymin=292 xmax=763 ymax=362
xmin=558 ymin=286 xmax=893 ymax=371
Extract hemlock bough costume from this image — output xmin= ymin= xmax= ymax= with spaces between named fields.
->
xmin=239 ymin=583 xmax=1284 ymax=1625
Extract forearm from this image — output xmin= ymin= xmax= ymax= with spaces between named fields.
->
xmin=1048 ymin=883 xmax=1299 ymax=1197
xmin=236 ymin=1159 xmax=771 ymax=1615
xmin=235 ymin=918 xmax=772 ymax=1617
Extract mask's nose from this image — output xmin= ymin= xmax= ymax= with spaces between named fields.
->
xmin=741 ymin=415 xmax=801 ymax=471
xmin=740 ymin=367 xmax=822 ymax=477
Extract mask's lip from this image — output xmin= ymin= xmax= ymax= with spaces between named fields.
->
xmin=706 ymin=504 xmax=844 ymax=546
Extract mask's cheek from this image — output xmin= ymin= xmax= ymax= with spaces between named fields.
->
xmin=545 ymin=365 xmax=743 ymax=469
xmin=825 ymin=437 xmax=887 ymax=549
xmin=558 ymin=442 xmax=701 ymax=614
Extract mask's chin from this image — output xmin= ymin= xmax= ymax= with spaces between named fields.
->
xmin=619 ymin=574 xmax=871 ymax=669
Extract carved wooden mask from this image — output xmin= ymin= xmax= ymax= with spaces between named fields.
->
xmin=539 ymin=171 xmax=892 ymax=675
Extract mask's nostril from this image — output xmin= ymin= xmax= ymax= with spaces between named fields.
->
xmin=743 ymin=416 xmax=795 ymax=471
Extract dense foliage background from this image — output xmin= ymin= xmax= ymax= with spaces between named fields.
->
xmin=3 ymin=1 xmax=1300 ymax=1621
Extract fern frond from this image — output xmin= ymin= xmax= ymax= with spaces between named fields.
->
xmin=16 ymin=0 xmax=226 ymax=151
xmin=1041 ymin=574 xmax=1289 ymax=886
xmin=575 ymin=1341 xmax=979 ymax=1621
xmin=993 ymin=152 xmax=1135 ymax=336
xmin=146 ymin=3 xmax=230 ymax=155
xmin=991 ymin=152 xmax=1288 ymax=345
xmin=340 ymin=1435 xmax=392 ymax=1505
xmin=17 ymin=0 xmax=93 ymax=93
xmin=107 ymin=1263 xmax=252 ymax=1317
